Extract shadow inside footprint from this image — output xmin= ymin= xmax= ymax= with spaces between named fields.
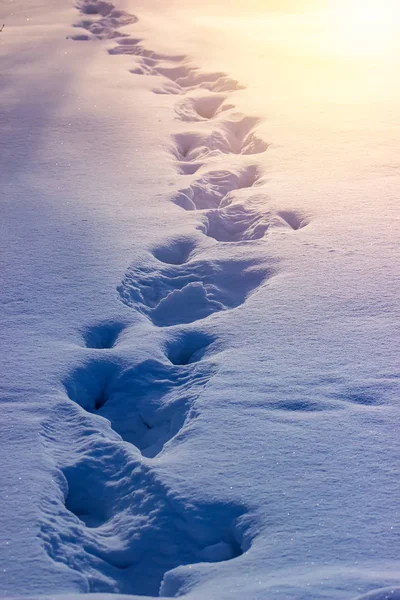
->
xmin=118 ymin=258 xmax=274 ymax=327
xmin=200 ymin=201 xmax=309 ymax=242
xmin=74 ymin=1 xmax=138 ymax=40
xmin=174 ymin=69 xmax=245 ymax=93
xmin=83 ymin=321 xmax=126 ymax=349
xmin=64 ymin=357 xmax=215 ymax=457
xmin=175 ymin=93 xmax=232 ymax=122
xmin=277 ymin=210 xmax=309 ymax=230
xmin=172 ymin=118 xmax=267 ymax=164
xmin=77 ymin=0 xmax=113 ymax=16
xmin=57 ymin=449 xmax=249 ymax=597
xmin=152 ymin=238 xmax=197 ymax=265
xmin=164 ymin=330 xmax=216 ymax=365
xmin=172 ymin=166 xmax=260 ymax=211
xmin=64 ymin=462 xmax=113 ymax=527
xmin=201 ymin=204 xmax=271 ymax=242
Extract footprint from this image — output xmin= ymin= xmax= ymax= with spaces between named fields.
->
xmin=155 ymin=63 xmax=193 ymax=82
xmin=172 ymin=131 xmax=230 ymax=163
xmin=155 ymin=64 xmax=243 ymax=93
xmin=77 ymin=0 xmax=114 ymax=16
xmin=201 ymin=204 xmax=272 ymax=242
xmin=172 ymin=117 xmax=268 ymax=167
xmin=172 ymin=166 xmax=261 ymax=211
xmin=106 ymin=38 xmax=243 ymax=95
xmin=173 ymin=69 xmax=245 ymax=93
xmin=175 ymin=161 xmax=204 ymax=175
xmin=73 ymin=1 xmax=138 ymax=40
xmin=118 ymin=257 xmax=273 ymax=327
xmin=152 ymin=237 xmax=197 ymax=265
xmin=82 ymin=321 xmax=126 ymax=349
xmin=145 ymin=59 xmax=244 ymax=94
xmin=152 ymin=81 xmax=184 ymax=96
xmin=44 ymin=443 xmax=248 ymax=596
xmin=175 ymin=93 xmax=233 ymax=122
xmin=276 ymin=210 xmax=309 ymax=231
xmin=109 ymin=41 xmax=159 ymax=58
xmin=109 ymin=38 xmax=184 ymax=62
xmin=163 ymin=330 xmax=216 ymax=365
xmin=63 ymin=461 xmax=114 ymax=528
xmin=108 ymin=37 xmax=143 ymax=48
xmin=200 ymin=201 xmax=309 ymax=243
xmin=64 ymin=356 xmax=215 ymax=457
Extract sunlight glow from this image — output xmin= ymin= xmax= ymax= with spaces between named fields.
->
xmin=326 ymin=0 xmax=400 ymax=57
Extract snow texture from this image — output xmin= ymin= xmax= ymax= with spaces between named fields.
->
xmin=0 ymin=0 xmax=399 ymax=599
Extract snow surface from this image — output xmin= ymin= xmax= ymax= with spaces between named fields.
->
xmin=1 ymin=0 xmax=399 ymax=598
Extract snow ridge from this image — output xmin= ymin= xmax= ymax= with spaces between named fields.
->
xmin=40 ymin=1 xmax=308 ymax=596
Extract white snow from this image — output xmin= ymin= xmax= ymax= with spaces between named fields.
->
xmin=0 ymin=0 xmax=399 ymax=599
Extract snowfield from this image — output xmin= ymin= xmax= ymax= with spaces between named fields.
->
xmin=1 ymin=0 xmax=399 ymax=599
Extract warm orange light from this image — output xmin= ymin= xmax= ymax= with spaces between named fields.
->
xmin=324 ymin=0 xmax=400 ymax=57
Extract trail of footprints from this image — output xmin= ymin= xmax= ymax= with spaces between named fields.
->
xmin=65 ymin=327 xmax=216 ymax=458
xmin=42 ymin=1 xmax=308 ymax=596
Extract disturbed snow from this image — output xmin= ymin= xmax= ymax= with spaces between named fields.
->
xmin=0 ymin=0 xmax=399 ymax=599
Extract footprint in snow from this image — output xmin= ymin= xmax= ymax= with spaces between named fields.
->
xmin=118 ymin=254 xmax=273 ymax=327
xmin=64 ymin=353 xmax=216 ymax=458
xmin=71 ymin=0 xmax=138 ymax=40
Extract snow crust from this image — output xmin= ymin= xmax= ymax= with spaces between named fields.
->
xmin=1 ymin=0 xmax=399 ymax=598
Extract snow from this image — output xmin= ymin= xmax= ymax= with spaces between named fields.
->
xmin=0 ymin=0 xmax=399 ymax=598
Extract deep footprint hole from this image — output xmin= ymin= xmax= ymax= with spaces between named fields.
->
xmin=64 ymin=359 xmax=118 ymax=413
xmin=190 ymin=94 xmax=231 ymax=120
xmin=176 ymin=162 xmax=203 ymax=175
xmin=164 ymin=331 xmax=216 ymax=365
xmin=277 ymin=210 xmax=309 ymax=230
xmin=157 ymin=64 xmax=193 ymax=82
xmin=238 ymin=164 xmax=262 ymax=189
xmin=63 ymin=462 xmax=113 ymax=528
xmin=63 ymin=358 xmax=208 ymax=458
xmin=152 ymin=238 xmax=197 ymax=265
xmin=63 ymin=461 xmax=249 ymax=596
xmin=78 ymin=0 xmax=113 ymax=16
xmin=83 ymin=321 xmax=126 ymax=349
